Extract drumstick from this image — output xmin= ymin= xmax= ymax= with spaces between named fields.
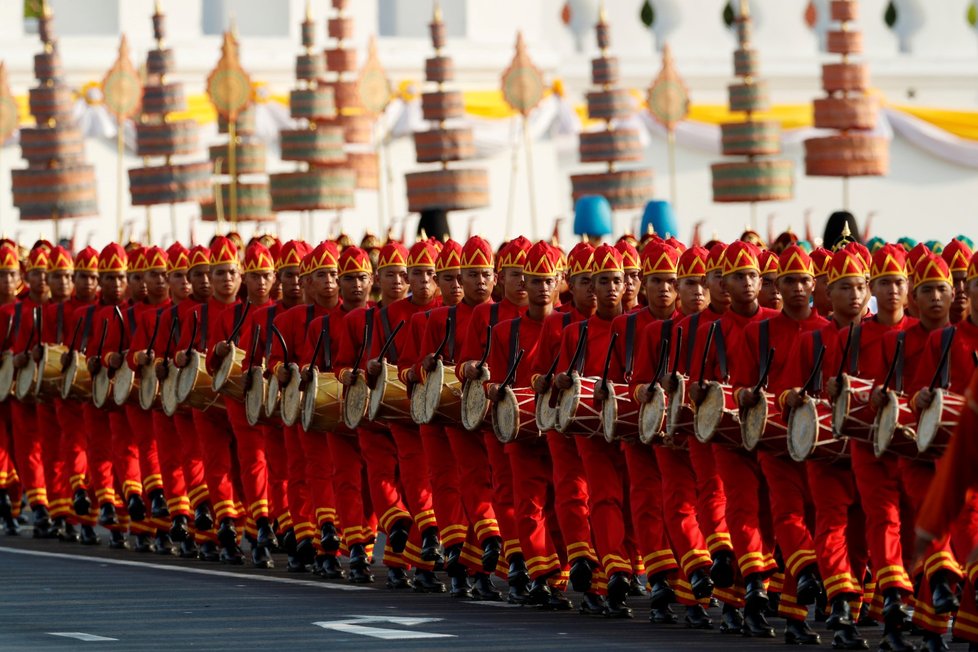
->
xmin=499 ymin=349 xmax=525 ymax=391
xmin=226 ymin=299 xmax=252 ymax=346
xmin=432 ymin=316 xmax=453 ymax=362
xmin=697 ymin=322 xmax=717 ymax=389
xmin=475 ymin=325 xmax=493 ymax=371
xmin=249 ymin=324 xmax=262 ymax=369
xmin=33 ymin=306 xmax=42 ymax=348
xmin=350 ymin=320 xmax=369 ymax=380
xmin=94 ymin=318 xmax=109 ymax=362
xmin=376 ymin=320 xmax=405 ymax=363
xmin=928 ymin=328 xmax=956 ymax=391
xmin=800 ymin=345 xmax=825 ymax=398
xmin=880 ymin=337 xmax=903 ymax=394
xmin=145 ymin=309 xmax=163 ymax=359
xmin=597 ymin=332 xmax=619 ymax=399
xmin=549 ymin=322 xmax=589 ymax=409
xmin=670 ymin=327 xmax=683 ymax=379
xmin=184 ymin=311 xmax=199 ymax=357
xmin=61 ymin=320 xmax=84 ymax=373
xmin=836 ymin=323 xmax=854 ymax=383
xmin=753 ymin=348 xmax=776 ymax=396
xmin=270 ymin=323 xmax=291 ymax=367
xmin=647 ymin=336 xmax=670 ymax=395
xmin=972 ymin=351 xmax=978 ymax=368
xmin=114 ymin=306 xmax=126 ymax=354
xmin=157 ymin=319 xmax=179 ymax=381
xmin=22 ymin=310 xmax=38 ymax=354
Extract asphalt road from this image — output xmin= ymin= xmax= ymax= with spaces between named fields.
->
xmin=0 ymin=531 xmax=955 ymax=651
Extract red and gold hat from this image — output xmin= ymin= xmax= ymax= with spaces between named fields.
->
xmin=428 ymin=237 xmax=444 ymax=255
xmin=277 ymin=240 xmax=310 ymax=271
xmin=306 ymin=241 xmax=340 ymax=275
xmin=615 ymin=240 xmax=641 ymax=272
xmin=842 ymin=242 xmax=871 ymax=271
xmin=210 ymin=236 xmax=239 ymax=267
xmin=758 ymin=250 xmax=779 ymax=277
xmin=777 ymin=245 xmax=814 ymax=278
xmin=566 ymin=242 xmax=595 ymax=278
xmin=74 ymin=246 xmax=98 ymax=272
xmin=664 ymin=236 xmax=687 ymax=254
xmin=941 ymin=238 xmax=973 ymax=274
xmin=967 ymin=251 xmax=978 ymax=283
xmin=677 ymin=246 xmax=708 ymax=279
xmin=460 ymin=236 xmax=494 ymax=270
xmin=721 ymin=241 xmax=759 ymax=276
xmin=188 ymin=245 xmax=211 ymax=270
xmin=436 ymin=239 xmax=463 ymax=273
xmin=337 ymin=245 xmax=372 ymax=277
xmin=166 ymin=242 xmax=190 ymax=273
xmin=640 ymin=242 xmax=679 ymax=276
xmin=123 ymin=240 xmax=143 ymax=255
xmin=913 ymin=254 xmax=952 ymax=287
xmin=906 ymin=242 xmax=932 ymax=273
xmin=47 ymin=246 xmax=73 ymax=272
xmin=98 ymin=243 xmax=128 ymax=274
xmin=377 ymin=241 xmax=409 ymax=270
xmin=128 ymin=246 xmax=148 ymax=274
xmin=826 ymin=249 xmax=867 ymax=285
xmin=0 ymin=244 xmax=18 ymax=272
xmin=591 ymin=243 xmax=624 ymax=274
xmin=498 ymin=235 xmax=531 ymax=270
xmin=705 ymin=242 xmax=727 ymax=273
xmin=407 ymin=240 xmax=438 ymax=269
xmin=27 ymin=246 xmax=50 ymax=272
xmin=243 ymin=242 xmax=275 ymax=274
xmin=142 ymin=246 xmax=168 ymax=272
xmin=869 ymin=244 xmax=908 ymax=281
xmin=616 ymin=233 xmax=639 ymax=249
xmin=523 ymin=240 xmax=561 ymax=277
xmin=810 ymin=247 xmax=833 ymax=278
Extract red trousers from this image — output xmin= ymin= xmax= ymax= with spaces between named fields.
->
xmin=444 ymin=424 xmax=500 ymax=544
xmin=546 ymin=431 xmax=597 ymax=565
xmin=757 ymin=452 xmax=818 ymax=579
xmin=506 ymin=439 xmax=562 ymax=580
xmin=37 ymin=402 xmax=69 ymax=519
xmin=225 ymin=399 xmax=270 ymax=523
xmin=110 ymin=408 xmax=143 ymax=500
xmin=622 ymin=441 xmax=677 ymax=578
xmin=192 ymin=407 xmax=238 ymax=522
xmin=388 ymin=421 xmax=437 ymax=533
xmin=285 ymin=425 xmax=315 ymax=544
xmin=263 ymin=425 xmax=288 ymax=529
xmin=484 ymin=432 xmax=520 ymax=561
xmin=575 ymin=436 xmax=630 ymax=578
xmin=712 ymin=446 xmax=776 ymax=577
xmin=655 ymin=446 xmax=712 ymax=578
xmin=419 ymin=424 xmax=469 ymax=549
xmin=173 ymin=411 xmax=208 ymax=510
xmin=327 ymin=430 xmax=368 ymax=545
xmin=297 ymin=426 xmax=335 ymax=532
xmin=0 ymin=403 xmax=15 ymax=491
xmin=63 ymin=401 xmax=89 ymax=492
xmin=53 ymin=399 xmax=95 ymax=526
xmin=805 ymin=459 xmax=865 ymax=602
xmin=154 ymin=411 xmax=190 ymax=517
xmin=687 ymin=438 xmax=733 ymax=555
xmin=82 ymin=403 xmax=115 ymax=506
xmin=10 ymin=401 xmax=46 ymax=506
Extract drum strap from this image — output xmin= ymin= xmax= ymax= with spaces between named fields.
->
xmin=811 ymin=329 xmax=823 ymax=393
xmin=714 ymin=325 xmax=729 ymax=382
xmin=894 ymin=331 xmax=907 ymax=393
xmin=263 ymin=306 xmax=279 ymax=361
xmin=939 ymin=326 xmax=955 ymax=389
xmin=199 ymin=303 xmax=209 ymax=351
xmin=365 ymin=307 xmax=377 ymax=362
xmin=623 ymin=313 xmax=639 ymax=382
xmin=169 ymin=304 xmax=180 ymax=332
xmin=379 ymin=305 xmax=398 ymax=364
xmin=126 ymin=305 xmax=138 ymax=346
xmin=56 ymin=303 xmax=65 ymax=345
xmin=489 ymin=303 xmax=500 ymax=328
xmin=562 ymin=312 xmax=572 ymax=328
xmin=848 ymin=323 xmax=863 ymax=376
xmin=684 ymin=312 xmax=702 ymax=374
xmin=230 ymin=303 xmax=244 ymax=345
xmin=11 ymin=302 xmax=23 ymax=343
xmin=80 ymin=304 xmax=97 ymax=353
xmin=508 ymin=317 xmax=521 ymax=372
xmin=320 ymin=314 xmax=332 ymax=370
xmin=759 ymin=319 xmax=770 ymax=379
xmin=446 ymin=306 xmax=457 ymax=362
xmin=575 ymin=320 xmax=588 ymax=374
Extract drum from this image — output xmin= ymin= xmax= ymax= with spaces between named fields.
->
xmin=0 ymin=351 xmax=15 ymax=402
xmin=637 ymin=384 xmax=667 ymax=445
xmin=787 ymin=398 xmax=847 ymax=462
xmin=279 ymin=371 xmax=302 ymax=427
xmin=138 ymin=361 xmax=160 ymax=410
xmin=266 ymin=363 xmax=299 ymax=420
xmin=666 ymin=376 xmax=695 ymax=440
xmin=694 ymin=381 xmax=741 ymax=447
xmin=14 ymin=357 xmax=38 ymax=401
xmin=601 ymin=380 xmax=640 ymax=443
xmin=741 ymin=392 xmax=788 ymax=454
xmin=92 ymin=366 xmax=113 ymax=409
xmin=535 ymin=389 xmax=559 ymax=432
xmin=160 ymin=361 xmax=182 ymax=416
xmin=460 ymin=366 xmax=490 ymax=431
xmin=244 ymin=366 xmax=266 ymax=426
xmin=61 ymin=350 xmax=92 ymax=401
xmin=301 ymin=371 xmax=342 ymax=433
xmin=34 ymin=344 xmax=68 ymax=399
xmin=212 ymin=346 xmax=246 ymax=402
xmin=831 ymin=375 xmax=875 ymax=441
xmin=414 ymin=360 xmax=464 ymax=425
xmin=493 ymin=386 xmax=539 ymax=443
xmin=555 ymin=375 xmax=603 ymax=438
xmin=343 ymin=374 xmax=369 ymax=430
xmin=872 ymin=391 xmax=918 ymax=459
xmin=916 ymin=389 xmax=964 ymax=459
xmin=175 ymin=350 xmax=222 ymax=411
xmin=367 ymin=362 xmax=411 ymax=423
xmin=112 ymin=363 xmax=138 ymax=407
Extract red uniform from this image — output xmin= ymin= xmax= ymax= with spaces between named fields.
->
xmin=9 ymin=298 xmax=48 ymax=510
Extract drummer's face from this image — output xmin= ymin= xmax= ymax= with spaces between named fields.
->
xmin=210 ymin=263 xmax=240 ymax=302
xmin=777 ymin=273 xmax=813 ymax=311
xmin=645 ymin=273 xmax=677 ymax=312
xmin=568 ymin=274 xmax=596 ymax=314
xmin=969 ymin=279 xmax=978 ymax=317
xmin=592 ymin=271 xmax=623 ymax=309
xmin=146 ymin=269 xmax=168 ymax=302
xmin=99 ymin=271 xmax=127 ymax=304
xmin=706 ymin=270 xmax=730 ymax=308
xmin=759 ymin=274 xmax=782 ymax=311
xmin=913 ymin=281 xmax=952 ymax=322
xmin=871 ymin=275 xmax=908 ymax=314
xmin=951 ymin=271 xmax=970 ymax=315
xmin=622 ymin=270 xmax=641 ymax=304
xmin=721 ymin=269 xmax=759 ymax=304
xmin=189 ymin=265 xmax=212 ymax=300
xmin=500 ymin=267 xmax=527 ymax=305
xmin=168 ymin=269 xmax=192 ymax=303
xmin=310 ymin=268 xmax=338 ymax=304
xmin=0 ymin=270 xmax=19 ymax=300
xmin=526 ymin=274 xmax=556 ymax=307
xmin=677 ymin=277 xmax=708 ymax=315
xmin=377 ymin=266 xmax=408 ymax=304
xmin=340 ymin=271 xmax=371 ymax=307
xmin=48 ymin=269 xmax=72 ymax=302
xmin=461 ymin=268 xmax=494 ymax=304
xmin=408 ymin=266 xmax=437 ymax=304
xmin=278 ymin=266 xmax=303 ymax=304
xmin=27 ymin=269 xmax=48 ymax=298
xmin=437 ymin=270 xmax=463 ymax=307
xmin=829 ymin=276 xmax=869 ymax=319
xmin=127 ymin=272 xmax=147 ymax=302
xmin=72 ymin=270 xmax=97 ymax=302
xmin=244 ymin=270 xmax=274 ymax=303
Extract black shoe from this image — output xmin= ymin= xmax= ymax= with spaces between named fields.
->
xmin=767 ymin=590 xmax=782 ymax=618
xmin=444 ymin=544 xmax=465 ymax=578
xmin=420 ymin=526 xmax=443 ymax=563
xmin=827 ymin=596 xmax=855 ymax=631
xmin=220 ymin=545 xmax=245 ymax=565
xmin=685 ymin=604 xmax=713 ymax=629
xmin=193 ymin=503 xmax=213 ymax=531
xmin=216 ymin=518 xmax=237 ymax=549
xmin=319 ymin=522 xmax=340 ymax=553
xmin=296 ymin=538 xmax=316 ymax=566
xmin=518 ymin=576 xmax=550 ymax=607
xmin=711 ymin=550 xmax=736 ymax=588
xmin=472 ymin=573 xmax=503 ymax=601
xmin=742 ymin=608 xmax=776 ymax=638
xmin=178 ymin=539 xmax=198 ymax=559
xmin=133 ymin=532 xmax=153 ymax=553
xmin=569 ymin=557 xmax=595 ymax=593
xmin=108 ymin=530 xmax=128 ymax=550
xmin=72 ymin=488 xmax=91 ymax=516
xmin=720 ymin=604 xmax=744 ymax=634
xmin=386 ymin=567 xmax=412 ymax=589
xmin=251 ymin=543 xmax=274 ymax=569
xmin=507 ymin=554 xmax=530 ymax=603
xmin=882 ymin=588 xmax=913 ymax=631
xmin=785 ymin=618 xmax=821 ymax=645
xmin=919 ymin=631 xmax=949 ymax=652
xmin=169 ymin=515 xmax=190 ymax=543
xmin=319 ymin=555 xmax=346 ymax=580
xmin=857 ymin=601 xmax=876 ymax=627
xmin=155 ymin=531 xmax=176 ymax=555
xmin=449 ymin=575 xmax=473 ymax=599
xmin=281 ymin=528 xmax=297 ymax=556
xmin=816 ymin=590 xmax=829 ymax=622
xmin=46 ymin=516 xmax=66 ymax=540
xmin=347 ymin=564 xmax=374 ymax=584
xmin=387 ymin=519 xmax=411 ymax=555
xmin=607 ymin=571 xmax=631 ymax=605
xmin=31 ymin=504 xmax=51 ymax=537
xmin=579 ymin=592 xmax=606 ymax=616
xmin=648 ymin=574 xmax=676 ymax=609
xmin=630 ymin=575 xmax=649 ymax=597
xmin=547 ymin=587 xmax=573 ymax=611
xmin=127 ymin=494 xmax=146 ymax=522
xmin=79 ymin=524 xmax=100 ymax=545
xmin=0 ymin=489 xmax=10 ymax=519
xmin=690 ymin=567 xmax=715 ymax=600
xmin=60 ymin=522 xmax=80 ymax=543
xmin=796 ymin=565 xmax=823 ymax=606
xmin=413 ymin=570 xmax=446 ymax=593
xmin=930 ymin=572 xmax=959 ymax=615
xmin=198 ymin=541 xmax=220 ymax=562
xmin=650 ymin=605 xmax=678 ymax=624
xmin=831 ymin=626 xmax=869 ymax=650
xmin=744 ymin=572 xmax=769 ymax=614
xmin=481 ymin=537 xmax=502 ymax=573
xmin=149 ymin=489 xmax=169 ymax=519
xmin=605 ymin=595 xmax=633 ymax=619
xmin=879 ymin=625 xmax=917 ymax=651
xmin=349 ymin=543 xmax=369 ymax=570
xmin=255 ymin=517 xmax=279 ymax=551
xmin=288 ymin=554 xmax=309 ymax=573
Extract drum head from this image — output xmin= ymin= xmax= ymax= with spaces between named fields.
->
xmin=301 ymin=373 xmax=318 ymax=432
xmin=461 ymin=366 xmax=490 ymax=431
xmin=741 ymin=396 xmax=769 ymax=452
xmin=112 ymin=364 xmax=134 ymax=406
xmin=33 ymin=345 xmax=51 ymax=397
xmin=213 ymin=349 xmax=235 ymax=394
xmin=367 ymin=367 xmax=389 ymax=422
xmin=694 ymin=382 xmax=724 ymax=443
xmin=264 ymin=372 xmax=280 ymax=419
xmin=535 ymin=391 xmax=557 ymax=432
xmin=161 ymin=362 xmax=180 ymax=416
xmin=138 ymin=363 xmax=158 ymax=410
xmin=873 ymin=393 xmax=899 ymax=459
xmin=787 ymin=399 xmax=819 ymax=462
xmin=601 ymin=382 xmax=619 ymax=444
xmin=92 ymin=367 xmax=111 ymax=408
xmin=280 ymin=372 xmax=302 ymax=427
xmin=175 ymin=351 xmax=202 ymax=404
xmin=667 ymin=377 xmax=687 ymax=436
xmin=832 ymin=376 xmax=852 ymax=438
xmin=418 ymin=362 xmax=445 ymax=425
xmin=556 ymin=375 xmax=583 ymax=434
xmin=344 ymin=375 xmax=369 ymax=430
xmin=493 ymin=387 xmax=519 ymax=444
xmin=61 ymin=353 xmax=76 ymax=400
xmin=916 ymin=389 xmax=944 ymax=453
xmin=245 ymin=368 xmax=265 ymax=426
xmin=14 ymin=358 xmax=37 ymax=400
xmin=638 ymin=386 xmax=666 ymax=445
xmin=410 ymin=380 xmax=427 ymax=425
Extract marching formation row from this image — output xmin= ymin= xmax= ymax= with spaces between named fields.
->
xmin=0 ymin=225 xmax=977 ymax=652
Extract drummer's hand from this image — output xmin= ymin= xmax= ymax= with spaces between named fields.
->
xmin=300 ymin=364 xmax=314 ymax=387
xmin=785 ymin=389 xmax=806 ymax=410
xmin=486 ymin=383 xmax=500 ymax=403
xmin=914 ymin=388 xmax=934 ymax=412
xmin=277 ymin=365 xmax=293 ymax=386
xmin=554 ymin=372 xmax=573 ymax=391
xmin=11 ymin=352 xmax=27 ymax=369
xmin=106 ymin=352 xmax=123 ymax=371
xmin=30 ymin=344 xmax=43 ymax=363
xmin=405 ymin=368 xmax=419 ymax=385
xmin=366 ymin=358 xmax=382 ymax=378
xmin=688 ymin=381 xmax=704 ymax=406
xmin=339 ymin=369 xmax=355 ymax=387
xmin=86 ymin=357 xmax=101 ymax=375
xmin=532 ymin=375 xmax=550 ymax=394
xmin=155 ymin=362 xmax=169 ymax=382
xmin=738 ymin=388 xmax=760 ymax=409
xmin=593 ymin=381 xmax=609 ymax=402
xmin=135 ymin=351 xmax=152 ymax=367
xmin=214 ymin=340 xmax=230 ymax=359
xmin=462 ymin=361 xmax=482 ymax=381
xmin=664 ymin=373 xmax=679 ymax=394
xmin=422 ymin=353 xmax=438 ymax=374
xmin=826 ymin=377 xmax=841 ymax=400
xmin=59 ymin=351 xmax=69 ymax=368
xmin=636 ymin=384 xmax=652 ymax=404
xmin=870 ymin=386 xmax=888 ymax=410
xmin=174 ymin=351 xmax=188 ymax=369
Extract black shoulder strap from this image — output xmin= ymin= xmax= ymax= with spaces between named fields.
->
xmin=759 ymin=319 xmax=770 ymax=379
xmin=198 ymin=303 xmax=209 ymax=351
xmin=575 ymin=320 xmax=588 ymax=374
xmin=685 ymin=312 xmax=702 ymax=373
xmin=489 ymin=303 xmax=500 ymax=328
xmin=229 ymin=303 xmax=244 ymax=345
xmin=262 ymin=305 xmax=279 ymax=360
xmin=169 ymin=304 xmax=180 ymax=335
xmin=80 ymin=304 xmax=97 ymax=353
xmin=126 ymin=305 xmax=137 ymax=339
xmin=812 ymin=329 xmax=824 ymax=393
xmin=562 ymin=311 xmax=572 ymax=328
xmin=378 ymin=305 xmax=397 ymax=364
xmin=894 ymin=331 xmax=907 ymax=393
xmin=446 ymin=305 xmax=458 ymax=362
xmin=364 ymin=306 xmax=376 ymax=357
xmin=939 ymin=326 xmax=955 ymax=389
xmin=11 ymin=302 xmax=23 ymax=336
xmin=714 ymin=322 xmax=729 ymax=382
xmin=623 ymin=313 xmax=640 ymax=381
xmin=848 ymin=323 xmax=862 ymax=376
xmin=56 ymin=303 xmax=65 ymax=344
xmin=508 ymin=317 xmax=521 ymax=372
xmin=320 ymin=314 xmax=332 ymax=370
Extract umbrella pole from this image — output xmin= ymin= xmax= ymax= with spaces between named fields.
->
xmin=522 ymin=117 xmax=539 ymax=241
xmin=228 ymin=121 xmax=238 ymax=227
xmin=504 ymin=118 xmax=519 ymax=240
xmin=667 ymin=130 xmax=678 ymax=212
xmin=117 ymin=127 xmax=125 ymax=241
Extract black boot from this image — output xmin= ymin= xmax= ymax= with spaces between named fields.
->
xmin=857 ymin=601 xmax=875 ymax=627
xmin=515 ymin=575 xmax=549 ymax=606
xmin=449 ymin=575 xmax=473 ymax=599
xmin=744 ymin=572 xmax=769 ymax=614
xmin=831 ymin=625 xmax=868 ymax=650
xmin=930 ymin=571 xmax=959 ymax=615
xmin=742 ymin=607 xmax=776 ymax=638
xmin=444 ymin=544 xmax=465 ymax=579
xmin=648 ymin=573 xmax=676 ymax=609
xmin=47 ymin=517 xmax=66 ymax=540
xmin=198 ymin=540 xmax=220 ymax=562
xmin=684 ymin=604 xmax=713 ymax=629
xmin=79 ymin=524 xmax=100 ymax=545
xmin=255 ymin=517 xmax=279 ymax=551
xmin=630 ymin=575 xmax=648 ymax=597
xmin=193 ymin=502 xmax=213 ymax=531
xmin=784 ymin=618 xmax=821 ymax=645
xmin=472 ymin=573 xmax=503 ymax=601
xmin=711 ymin=550 xmax=736 ymax=588
xmin=220 ymin=544 xmax=245 ymax=565
xmin=347 ymin=544 xmax=374 ymax=584
xmin=879 ymin=623 xmax=916 ymax=651
xmin=108 ymin=529 xmax=128 ymax=550
xmin=318 ymin=554 xmax=345 ymax=580
xmin=60 ymin=521 xmax=80 ymax=543
xmin=881 ymin=588 xmax=913 ymax=631
xmin=154 ymin=530 xmax=176 ymax=555
xmin=690 ymin=567 xmax=715 ymax=600
xmin=413 ymin=570 xmax=446 ymax=593
xmin=178 ymin=539 xmax=198 ymax=559
xmin=386 ymin=567 xmax=412 ymax=589
xmin=249 ymin=543 xmax=272 ymax=569
xmin=420 ymin=526 xmax=443 ymax=563
xmin=796 ymin=564 xmax=823 ymax=606
xmin=547 ymin=587 xmax=573 ymax=611
xmin=507 ymin=554 xmax=531 ymax=604
xmin=481 ymin=536 xmax=502 ymax=573
xmin=579 ymin=592 xmax=606 ymax=616
xmin=72 ymin=488 xmax=91 ymax=516
xmin=720 ymin=604 xmax=744 ymax=634
xmin=295 ymin=537 xmax=316 ymax=567
xmin=31 ymin=504 xmax=51 ymax=537
xmin=387 ymin=518 xmax=411 ymax=554
xmin=650 ymin=605 xmax=678 ymax=624
xmin=605 ymin=572 xmax=632 ymax=618
xmin=827 ymin=595 xmax=855 ymax=631
xmin=169 ymin=515 xmax=190 ymax=543
xmin=216 ymin=517 xmax=237 ymax=549
xmin=149 ymin=489 xmax=169 ymax=519
xmin=127 ymin=494 xmax=146 ymax=522
xmin=919 ymin=631 xmax=949 ymax=652
xmin=1 ymin=498 xmax=16 ymax=534
xmin=133 ymin=532 xmax=153 ymax=553
xmin=569 ymin=557 xmax=595 ymax=593
xmin=320 ymin=522 xmax=340 ymax=553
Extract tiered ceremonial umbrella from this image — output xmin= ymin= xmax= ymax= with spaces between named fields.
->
xmin=12 ymin=0 xmax=98 ymax=240
xmin=356 ymin=37 xmax=393 ymax=233
xmin=0 ymin=64 xmax=20 ymax=232
xmin=710 ymin=0 xmax=794 ymax=227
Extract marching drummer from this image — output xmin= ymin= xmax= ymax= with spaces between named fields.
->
xmin=810 ymin=247 xmax=833 ymax=318
xmin=941 ymin=238 xmax=973 ymax=325
xmin=615 ymin=239 xmax=641 ymax=312
xmin=756 ymin=250 xmax=783 ymax=312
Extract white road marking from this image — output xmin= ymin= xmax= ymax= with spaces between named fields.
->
xmin=460 ymin=600 xmax=522 ymax=608
xmin=313 ymin=615 xmax=454 ymax=641
xmin=48 ymin=632 xmax=119 ymax=642
xmin=0 ymin=546 xmax=374 ymax=591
